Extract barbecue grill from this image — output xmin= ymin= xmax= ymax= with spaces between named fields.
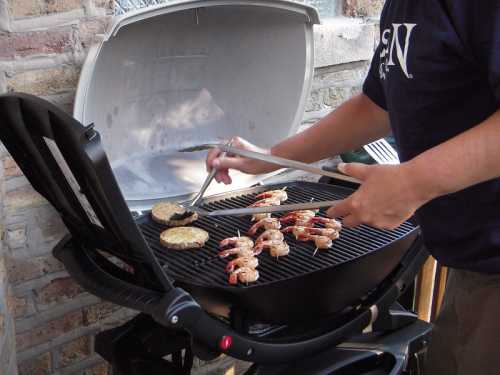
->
xmin=0 ymin=1 xmax=431 ymax=373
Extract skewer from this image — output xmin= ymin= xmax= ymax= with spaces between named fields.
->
xmin=313 ymin=247 xmax=319 ymax=256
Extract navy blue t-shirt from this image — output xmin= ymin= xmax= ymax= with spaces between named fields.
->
xmin=363 ymin=0 xmax=500 ymax=273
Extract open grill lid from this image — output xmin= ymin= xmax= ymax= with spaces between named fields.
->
xmin=74 ymin=0 xmax=320 ymax=210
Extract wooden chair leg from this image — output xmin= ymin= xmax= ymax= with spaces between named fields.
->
xmin=431 ymin=265 xmax=448 ymax=321
xmin=415 ymin=256 xmax=437 ymax=322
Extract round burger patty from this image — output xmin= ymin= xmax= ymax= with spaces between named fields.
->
xmin=160 ymin=227 xmax=209 ymax=250
xmin=151 ymin=202 xmax=198 ymax=226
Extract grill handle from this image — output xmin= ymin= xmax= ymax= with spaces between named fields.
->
xmin=53 ymin=236 xmax=166 ymax=315
xmin=184 ymin=306 xmax=373 ymax=364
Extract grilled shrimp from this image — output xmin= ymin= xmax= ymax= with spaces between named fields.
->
xmin=307 ymin=217 xmax=342 ymax=231
xmin=301 ymin=227 xmax=340 ymax=240
xmin=268 ymin=242 xmax=290 ymax=258
xmin=255 ymin=189 xmax=288 ymax=202
xmin=279 ymin=210 xmax=317 ymax=225
xmin=225 ymin=256 xmax=259 ymax=273
xmin=281 ymin=225 xmax=311 ymax=238
xmin=297 ymin=234 xmax=333 ymax=249
xmin=249 ymin=197 xmax=281 ymax=208
xmin=219 ymin=247 xmax=256 ymax=258
xmin=248 ymin=217 xmax=281 ymax=235
xmin=219 ymin=236 xmax=254 ymax=249
xmin=253 ymin=239 xmax=287 ymax=256
xmin=282 ymin=225 xmax=339 ymax=240
xmin=229 ymin=267 xmax=259 ymax=285
xmin=251 ymin=213 xmax=271 ymax=222
xmin=256 ymin=229 xmax=284 ymax=245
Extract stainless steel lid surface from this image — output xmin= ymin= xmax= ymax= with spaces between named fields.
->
xmin=74 ymin=0 xmax=319 ymax=208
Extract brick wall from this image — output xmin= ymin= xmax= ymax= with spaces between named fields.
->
xmin=1 ymin=153 xmax=18 ymax=375
xmin=0 ymin=1 xmax=383 ymax=374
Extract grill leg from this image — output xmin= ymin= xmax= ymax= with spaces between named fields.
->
xmin=96 ymin=313 xmax=194 ymax=375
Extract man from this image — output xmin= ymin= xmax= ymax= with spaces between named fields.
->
xmin=207 ymin=0 xmax=500 ymax=373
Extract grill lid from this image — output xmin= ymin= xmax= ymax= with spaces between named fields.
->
xmin=74 ymin=0 xmax=319 ymax=209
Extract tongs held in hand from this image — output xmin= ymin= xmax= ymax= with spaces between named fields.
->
xmin=171 ymin=141 xmax=232 ymax=221
xmin=179 ymin=142 xmax=360 ymax=183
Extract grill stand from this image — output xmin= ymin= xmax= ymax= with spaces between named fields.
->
xmin=94 ymin=306 xmax=430 ymax=375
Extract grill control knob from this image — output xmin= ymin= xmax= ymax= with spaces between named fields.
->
xmin=219 ymin=335 xmax=233 ymax=351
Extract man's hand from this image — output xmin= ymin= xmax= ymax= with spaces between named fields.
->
xmin=206 ymin=137 xmax=278 ymax=184
xmin=327 ymin=162 xmax=432 ymax=230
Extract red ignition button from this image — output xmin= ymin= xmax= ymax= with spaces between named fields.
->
xmin=219 ymin=335 xmax=233 ymax=351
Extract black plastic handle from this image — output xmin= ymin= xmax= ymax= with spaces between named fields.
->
xmin=186 ymin=307 xmax=373 ymax=364
xmin=53 ymin=236 xmax=164 ymax=315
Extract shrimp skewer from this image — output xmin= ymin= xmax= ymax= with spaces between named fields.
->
xmin=283 ymin=226 xmax=339 ymax=240
xmin=256 ymin=229 xmax=284 ymax=245
xmin=229 ymin=267 xmax=259 ymax=285
xmin=306 ymin=217 xmax=342 ymax=231
xmin=255 ymin=188 xmax=288 ymax=202
xmin=307 ymin=227 xmax=340 ymax=240
xmin=219 ymin=247 xmax=257 ymax=258
xmin=253 ymin=239 xmax=290 ymax=257
xmin=225 ymin=256 xmax=259 ymax=272
xmin=279 ymin=210 xmax=317 ymax=225
xmin=281 ymin=225 xmax=311 ymax=238
xmin=252 ymin=213 xmax=271 ymax=222
xmin=248 ymin=217 xmax=281 ymax=235
xmin=249 ymin=197 xmax=281 ymax=208
xmin=219 ymin=236 xmax=254 ymax=249
xmin=297 ymin=234 xmax=333 ymax=255
xmin=268 ymin=242 xmax=290 ymax=258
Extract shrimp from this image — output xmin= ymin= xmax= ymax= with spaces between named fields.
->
xmin=300 ymin=227 xmax=340 ymax=240
xmin=279 ymin=210 xmax=317 ymax=225
xmin=307 ymin=217 xmax=342 ymax=231
xmin=297 ymin=234 xmax=333 ymax=250
xmin=225 ymin=256 xmax=259 ymax=273
xmin=256 ymin=229 xmax=284 ymax=245
xmin=249 ymin=197 xmax=281 ymax=208
xmin=253 ymin=239 xmax=287 ymax=256
xmin=255 ymin=189 xmax=288 ymax=202
xmin=219 ymin=236 xmax=254 ymax=249
xmin=281 ymin=226 xmax=311 ymax=239
xmin=251 ymin=213 xmax=271 ymax=222
xmin=229 ymin=267 xmax=259 ymax=285
xmin=248 ymin=217 xmax=281 ymax=235
xmin=219 ymin=247 xmax=256 ymax=258
xmin=268 ymin=242 xmax=290 ymax=258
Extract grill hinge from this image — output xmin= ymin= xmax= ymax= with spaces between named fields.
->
xmin=152 ymin=287 xmax=203 ymax=328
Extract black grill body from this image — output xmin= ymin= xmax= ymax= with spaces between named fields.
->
xmin=138 ymin=182 xmax=418 ymax=323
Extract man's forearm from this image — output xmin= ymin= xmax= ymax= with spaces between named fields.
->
xmin=270 ymin=93 xmax=391 ymax=163
xmin=407 ymin=109 xmax=500 ymax=202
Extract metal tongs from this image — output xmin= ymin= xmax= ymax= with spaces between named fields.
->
xmin=171 ymin=141 xmax=232 ymax=221
xmin=174 ymin=143 xmax=344 ymax=217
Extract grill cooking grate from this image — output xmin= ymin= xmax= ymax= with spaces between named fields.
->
xmin=137 ymin=182 xmax=416 ymax=288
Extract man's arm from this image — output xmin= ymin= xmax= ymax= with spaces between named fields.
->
xmin=207 ymin=93 xmax=391 ymax=184
xmin=408 ymin=108 xmax=500 ymax=200
xmin=271 ymin=93 xmax=391 ymax=163
xmin=327 ymin=108 xmax=500 ymax=229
